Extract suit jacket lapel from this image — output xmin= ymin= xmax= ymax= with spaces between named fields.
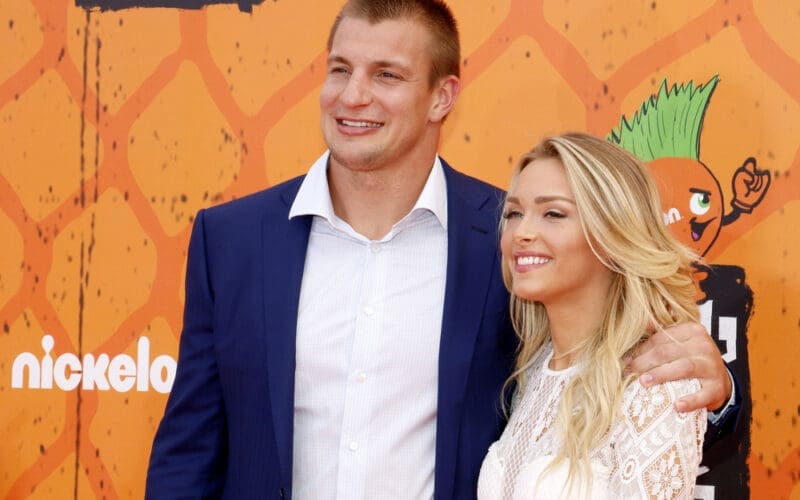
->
xmin=262 ymin=179 xmax=311 ymax=488
xmin=435 ymin=161 xmax=503 ymax=498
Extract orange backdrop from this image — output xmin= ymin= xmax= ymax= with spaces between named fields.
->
xmin=0 ymin=0 xmax=798 ymax=498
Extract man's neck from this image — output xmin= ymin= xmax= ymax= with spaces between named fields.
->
xmin=328 ymin=158 xmax=435 ymax=241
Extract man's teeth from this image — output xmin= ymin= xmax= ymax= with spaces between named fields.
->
xmin=340 ymin=119 xmax=382 ymax=128
xmin=517 ymin=256 xmax=550 ymax=265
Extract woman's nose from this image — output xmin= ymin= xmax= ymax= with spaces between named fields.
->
xmin=513 ymin=218 xmax=537 ymax=243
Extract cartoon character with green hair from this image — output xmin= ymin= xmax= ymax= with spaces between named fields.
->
xmin=608 ymin=76 xmax=771 ymax=257
xmin=610 ymin=75 xmax=770 ymax=500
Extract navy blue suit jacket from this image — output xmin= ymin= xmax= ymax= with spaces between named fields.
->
xmin=146 ymin=160 xmax=518 ymax=499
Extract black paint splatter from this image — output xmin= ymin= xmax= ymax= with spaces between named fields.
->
xmin=76 ymin=0 xmax=264 ymax=13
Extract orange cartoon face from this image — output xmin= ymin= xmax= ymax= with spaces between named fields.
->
xmin=647 ymin=157 xmax=724 ymax=256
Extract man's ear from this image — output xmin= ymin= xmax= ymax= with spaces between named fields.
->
xmin=429 ymin=75 xmax=461 ymax=123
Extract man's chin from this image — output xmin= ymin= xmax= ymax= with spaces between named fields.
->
xmin=328 ymin=149 xmax=383 ymax=172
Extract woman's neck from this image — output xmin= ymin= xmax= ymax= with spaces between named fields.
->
xmin=545 ymin=294 xmax=607 ymax=370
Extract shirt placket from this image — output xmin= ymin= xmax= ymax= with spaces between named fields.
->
xmin=335 ymin=239 xmax=387 ymax=500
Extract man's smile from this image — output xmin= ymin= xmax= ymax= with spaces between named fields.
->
xmin=337 ymin=118 xmax=383 ymax=128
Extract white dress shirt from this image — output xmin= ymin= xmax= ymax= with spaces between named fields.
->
xmin=289 ymin=151 xmax=448 ymax=500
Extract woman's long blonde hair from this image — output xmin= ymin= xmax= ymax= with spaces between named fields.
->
xmin=501 ymin=132 xmax=700 ymax=492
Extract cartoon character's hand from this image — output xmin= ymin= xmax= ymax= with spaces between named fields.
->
xmin=731 ymin=157 xmax=770 ymax=213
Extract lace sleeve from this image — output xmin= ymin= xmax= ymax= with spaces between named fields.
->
xmin=608 ymin=379 xmax=707 ymax=499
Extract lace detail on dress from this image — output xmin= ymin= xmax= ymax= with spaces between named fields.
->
xmin=612 ymin=379 xmax=707 ymax=499
xmin=496 ymin=347 xmax=571 ymax=498
xmin=476 ymin=343 xmax=706 ymax=500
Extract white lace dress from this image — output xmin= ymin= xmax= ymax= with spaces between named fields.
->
xmin=477 ymin=344 xmax=706 ymax=499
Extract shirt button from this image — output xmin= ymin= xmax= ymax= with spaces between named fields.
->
xmin=357 ymin=372 xmax=367 ymax=382
xmin=370 ymin=243 xmax=381 ymax=253
xmin=363 ymin=306 xmax=375 ymax=316
xmin=349 ymin=441 xmax=359 ymax=451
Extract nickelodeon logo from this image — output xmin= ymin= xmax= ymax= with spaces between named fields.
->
xmin=11 ymin=335 xmax=177 ymax=393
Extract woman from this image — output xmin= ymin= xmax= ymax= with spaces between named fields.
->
xmin=477 ymin=133 xmax=706 ymax=499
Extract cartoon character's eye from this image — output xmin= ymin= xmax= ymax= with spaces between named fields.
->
xmin=689 ymin=192 xmax=711 ymax=215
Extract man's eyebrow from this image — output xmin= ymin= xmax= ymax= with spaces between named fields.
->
xmin=374 ymin=59 xmax=411 ymax=72
xmin=327 ymin=54 xmax=351 ymax=65
xmin=327 ymin=54 xmax=411 ymax=73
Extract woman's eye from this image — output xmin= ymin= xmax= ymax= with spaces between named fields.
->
xmin=544 ymin=210 xmax=565 ymax=218
xmin=503 ymin=210 xmax=522 ymax=220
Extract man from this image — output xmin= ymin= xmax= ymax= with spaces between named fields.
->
xmin=146 ymin=1 xmax=738 ymax=499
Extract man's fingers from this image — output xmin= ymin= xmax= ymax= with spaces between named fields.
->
xmin=628 ymin=323 xmax=708 ymax=364
xmin=637 ymin=358 xmax=695 ymax=387
xmin=628 ymin=321 xmax=730 ymax=412
xmin=661 ymin=322 xmax=708 ymax=343
xmin=637 ymin=358 xmax=728 ymax=412
xmin=643 ymin=329 xmax=674 ymax=345
xmin=677 ymin=377 xmax=727 ymax=413
xmin=675 ymin=393 xmax=706 ymax=413
xmin=628 ymin=343 xmax=689 ymax=375
xmin=639 ymin=363 xmax=724 ymax=412
xmin=631 ymin=323 xmax=717 ymax=369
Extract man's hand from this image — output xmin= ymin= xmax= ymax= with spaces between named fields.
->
xmin=626 ymin=322 xmax=731 ymax=413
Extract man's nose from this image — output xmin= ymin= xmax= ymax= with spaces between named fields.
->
xmin=339 ymin=72 xmax=371 ymax=106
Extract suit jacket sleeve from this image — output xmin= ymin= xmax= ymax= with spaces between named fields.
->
xmin=703 ymin=364 xmax=743 ymax=451
xmin=146 ymin=209 xmax=227 ymax=499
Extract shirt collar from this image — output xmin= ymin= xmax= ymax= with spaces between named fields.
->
xmin=289 ymin=151 xmax=448 ymax=230
xmin=288 ymin=151 xmax=336 ymax=221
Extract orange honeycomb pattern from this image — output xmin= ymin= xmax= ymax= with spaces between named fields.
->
xmin=0 ymin=1 xmax=798 ymax=498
